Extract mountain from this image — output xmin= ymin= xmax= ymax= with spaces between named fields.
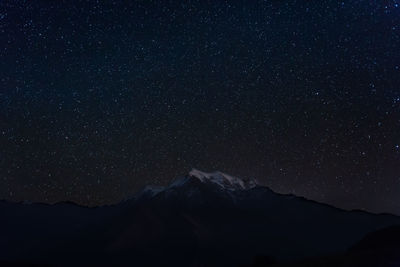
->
xmin=0 ymin=169 xmax=399 ymax=267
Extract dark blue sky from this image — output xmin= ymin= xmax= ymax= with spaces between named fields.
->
xmin=1 ymin=0 xmax=400 ymax=214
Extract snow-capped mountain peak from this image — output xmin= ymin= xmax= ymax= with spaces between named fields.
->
xmin=188 ymin=168 xmax=257 ymax=190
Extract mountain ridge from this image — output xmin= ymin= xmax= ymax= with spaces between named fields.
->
xmin=0 ymin=169 xmax=399 ymax=218
xmin=1 ymin=169 xmax=400 ymax=266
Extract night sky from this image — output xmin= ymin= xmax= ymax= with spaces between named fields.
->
xmin=1 ymin=0 xmax=400 ymax=214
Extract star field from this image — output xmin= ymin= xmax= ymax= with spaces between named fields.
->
xmin=0 ymin=0 xmax=400 ymax=214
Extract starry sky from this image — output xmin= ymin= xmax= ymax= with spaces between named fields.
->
xmin=0 ymin=0 xmax=400 ymax=214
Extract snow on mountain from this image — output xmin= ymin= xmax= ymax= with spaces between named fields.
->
xmin=131 ymin=169 xmax=257 ymax=202
xmin=188 ymin=168 xmax=257 ymax=190
xmin=137 ymin=185 xmax=166 ymax=198
xmin=169 ymin=176 xmax=193 ymax=188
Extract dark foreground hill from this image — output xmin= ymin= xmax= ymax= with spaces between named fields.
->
xmin=247 ymin=225 xmax=400 ymax=267
xmin=1 ymin=169 xmax=399 ymax=267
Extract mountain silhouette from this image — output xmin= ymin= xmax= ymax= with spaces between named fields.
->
xmin=1 ymin=169 xmax=399 ymax=266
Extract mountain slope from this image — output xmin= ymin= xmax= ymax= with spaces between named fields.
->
xmin=0 ymin=169 xmax=399 ymax=267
